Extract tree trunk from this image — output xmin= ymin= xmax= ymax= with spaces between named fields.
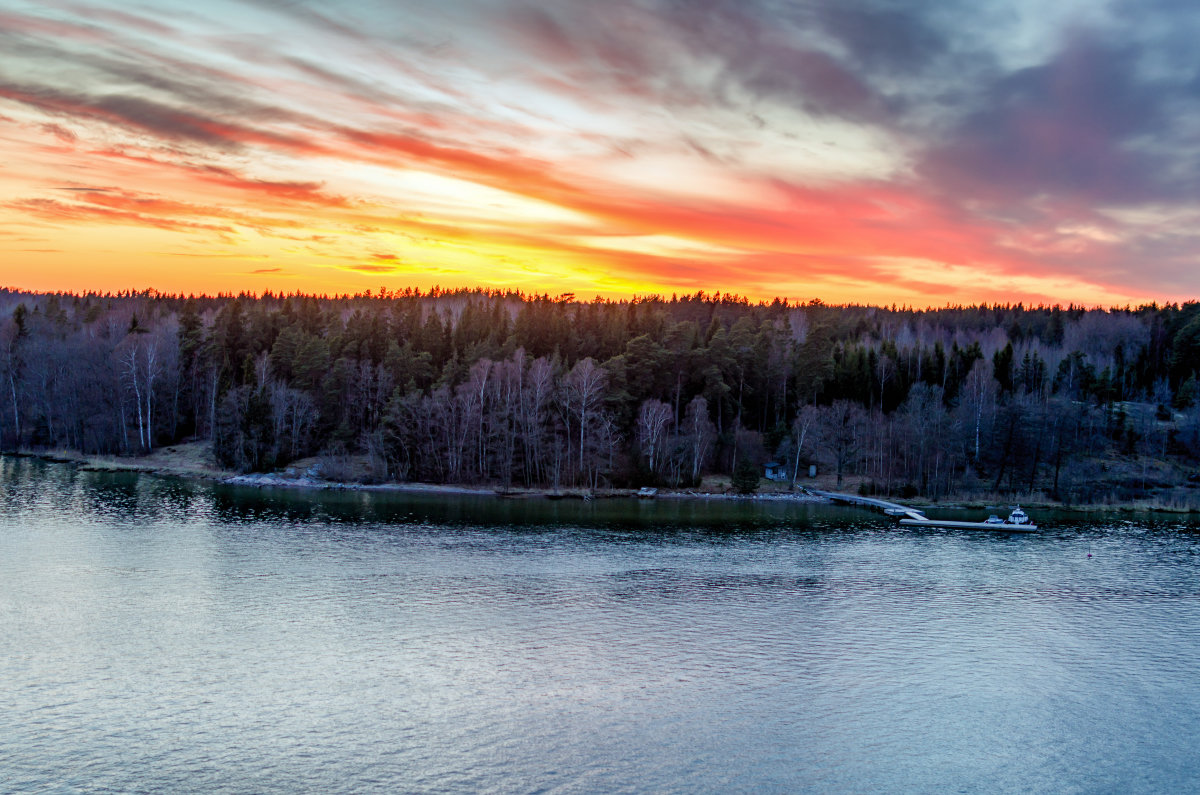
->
xmin=8 ymin=370 xmax=20 ymax=443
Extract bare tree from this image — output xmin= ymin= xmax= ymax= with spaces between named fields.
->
xmin=790 ymin=403 xmax=821 ymax=484
xmin=460 ymin=358 xmax=493 ymax=479
xmin=489 ymin=354 xmax=523 ymax=486
xmin=0 ymin=314 xmax=25 ymax=445
xmin=564 ymin=358 xmax=606 ymax=484
xmin=118 ymin=340 xmax=147 ymax=451
xmin=818 ymin=400 xmax=866 ymax=489
xmin=897 ymin=383 xmax=950 ymax=497
xmin=958 ymin=358 xmax=996 ymax=464
xmin=118 ymin=331 xmax=168 ymax=452
xmin=636 ymin=399 xmax=673 ymax=475
xmin=681 ymin=396 xmax=716 ymax=484
xmin=519 ymin=355 xmax=556 ymax=485
xmin=270 ymin=382 xmax=316 ymax=461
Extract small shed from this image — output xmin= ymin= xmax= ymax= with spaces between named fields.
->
xmin=763 ymin=461 xmax=788 ymax=481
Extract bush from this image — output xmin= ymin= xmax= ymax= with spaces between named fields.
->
xmin=731 ymin=459 xmax=761 ymax=494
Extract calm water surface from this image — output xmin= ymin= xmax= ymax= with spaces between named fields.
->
xmin=3 ymin=458 xmax=1200 ymax=793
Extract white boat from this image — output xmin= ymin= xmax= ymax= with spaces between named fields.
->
xmin=1005 ymin=506 xmax=1034 ymax=527
xmin=898 ymin=505 xmax=1038 ymax=532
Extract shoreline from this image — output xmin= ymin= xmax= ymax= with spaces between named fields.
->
xmin=2 ymin=447 xmax=831 ymax=504
xmin=4 ymin=446 xmax=1199 ymax=514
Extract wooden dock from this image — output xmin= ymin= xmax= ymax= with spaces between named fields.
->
xmin=806 ymin=489 xmax=928 ymax=521
xmin=807 ymin=488 xmax=1038 ymax=532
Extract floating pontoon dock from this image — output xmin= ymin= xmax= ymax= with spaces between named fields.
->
xmin=807 ymin=489 xmax=929 ymax=521
xmin=808 ymin=489 xmax=1038 ymax=532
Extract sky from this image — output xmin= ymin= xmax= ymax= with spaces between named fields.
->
xmin=2 ymin=0 xmax=1200 ymax=306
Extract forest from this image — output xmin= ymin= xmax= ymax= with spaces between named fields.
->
xmin=4 ymin=286 xmax=1200 ymax=506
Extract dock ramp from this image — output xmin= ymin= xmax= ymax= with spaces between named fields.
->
xmin=808 ymin=490 xmax=927 ymax=521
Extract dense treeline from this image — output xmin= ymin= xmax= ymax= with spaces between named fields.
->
xmin=4 ymin=286 xmax=1200 ymax=504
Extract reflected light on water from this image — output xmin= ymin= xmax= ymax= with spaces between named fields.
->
xmin=2 ymin=457 xmax=1200 ymax=792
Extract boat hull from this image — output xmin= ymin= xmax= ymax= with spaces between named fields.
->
xmin=898 ymin=518 xmax=1037 ymax=532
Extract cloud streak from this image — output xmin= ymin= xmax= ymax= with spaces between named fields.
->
xmin=1 ymin=0 xmax=1199 ymax=304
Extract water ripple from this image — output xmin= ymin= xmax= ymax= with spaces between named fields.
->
xmin=3 ymin=460 xmax=1200 ymax=792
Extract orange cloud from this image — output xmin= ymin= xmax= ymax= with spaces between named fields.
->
xmin=0 ymin=0 xmax=1191 ymax=308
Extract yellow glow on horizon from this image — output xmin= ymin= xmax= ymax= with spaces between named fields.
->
xmin=571 ymin=234 xmax=749 ymax=258
xmin=865 ymin=257 xmax=1145 ymax=307
xmin=322 ymin=161 xmax=596 ymax=228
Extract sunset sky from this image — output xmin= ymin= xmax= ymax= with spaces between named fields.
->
xmin=3 ymin=0 xmax=1200 ymax=306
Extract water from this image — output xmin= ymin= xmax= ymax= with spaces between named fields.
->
xmin=3 ymin=458 xmax=1200 ymax=793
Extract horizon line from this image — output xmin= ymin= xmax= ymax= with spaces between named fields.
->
xmin=0 ymin=284 xmax=1186 ymax=314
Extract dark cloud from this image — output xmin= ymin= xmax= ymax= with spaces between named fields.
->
xmin=285 ymin=57 xmax=401 ymax=106
xmin=502 ymin=0 xmax=919 ymax=121
xmin=54 ymin=3 xmax=177 ymax=37
xmin=724 ymin=39 xmax=882 ymax=119
xmin=90 ymin=57 xmax=299 ymax=123
xmin=0 ymin=9 xmax=107 ymax=41
xmin=917 ymin=33 xmax=1194 ymax=205
xmin=240 ymin=0 xmax=378 ymax=46
xmin=0 ymin=81 xmax=316 ymax=151
xmin=505 ymin=3 xmax=704 ymax=108
xmin=0 ymin=10 xmax=320 ymax=155
xmin=41 ymin=123 xmax=77 ymax=142
xmin=506 ymin=7 xmax=575 ymax=64
xmin=815 ymin=3 xmax=947 ymax=74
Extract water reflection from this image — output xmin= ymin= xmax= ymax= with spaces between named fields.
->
xmin=208 ymin=481 xmax=883 ymax=533
xmin=3 ymin=457 xmax=1200 ymax=793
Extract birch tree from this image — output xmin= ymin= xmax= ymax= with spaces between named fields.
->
xmin=564 ymin=357 xmax=606 ymax=484
xmin=681 ymin=396 xmax=715 ymax=484
xmin=636 ymin=398 xmax=673 ymax=475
